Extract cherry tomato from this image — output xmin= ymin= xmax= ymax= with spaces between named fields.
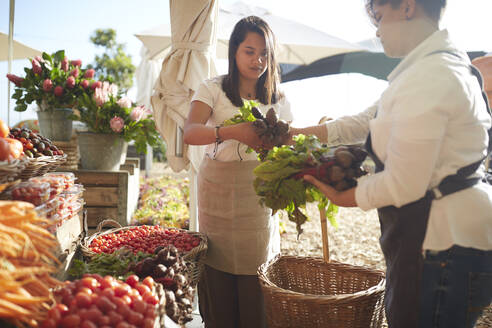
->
xmin=142 ymin=276 xmax=154 ymax=289
xmin=125 ymin=275 xmax=139 ymax=288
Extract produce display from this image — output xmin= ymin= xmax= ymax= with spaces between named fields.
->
xmin=0 ymin=118 xmax=24 ymax=162
xmin=253 ymin=134 xmax=368 ymax=235
xmin=70 ymin=246 xmax=196 ymax=325
xmin=8 ymin=127 xmax=64 ymax=158
xmin=88 ymin=225 xmax=201 ymax=255
xmin=10 ymin=181 xmax=50 ymax=206
xmin=132 ymin=176 xmax=190 ymax=229
xmin=29 ymin=176 xmax=65 ymax=199
xmin=0 ymin=201 xmax=63 ymax=327
xmin=130 ymin=246 xmax=194 ymax=324
xmin=45 ymin=172 xmax=76 ymax=190
xmin=43 ymin=274 xmax=161 ymax=328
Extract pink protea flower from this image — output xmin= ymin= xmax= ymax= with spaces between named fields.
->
xmin=130 ymin=105 xmax=150 ymax=121
xmin=43 ymin=79 xmax=53 ymax=92
xmin=32 ymin=59 xmax=42 ymax=74
xmin=117 ymin=97 xmax=132 ymax=109
xmin=54 ymin=86 xmax=64 ymax=97
xmin=110 ymin=116 xmax=125 ymax=133
xmin=94 ymin=87 xmax=109 ymax=106
xmin=84 ymin=69 xmax=95 ymax=79
xmin=90 ymin=80 xmax=102 ymax=90
xmin=70 ymin=67 xmax=79 ymax=78
xmin=61 ymin=57 xmax=69 ymax=72
xmin=6 ymin=74 xmax=24 ymax=87
xmin=34 ymin=55 xmax=44 ymax=63
xmin=81 ymin=79 xmax=90 ymax=89
xmin=66 ymin=76 xmax=75 ymax=89
xmin=71 ymin=59 xmax=82 ymax=67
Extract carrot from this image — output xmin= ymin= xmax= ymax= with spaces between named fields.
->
xmin=0 ymin=298 xmax=32 ymax=317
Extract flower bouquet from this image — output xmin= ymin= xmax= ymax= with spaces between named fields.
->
xmin=7 ymin=50 xmax=95 ymax=112
xmin=7 ymin=50 xmax=96 ymax=141
xmin=75 ymin=81 xmax=161 ymax=154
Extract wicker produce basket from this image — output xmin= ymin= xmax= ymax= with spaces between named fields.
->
xmin=258 ymin=208 xmax=386 ymax=328
xmin=17 ymin=154 xmax=68 ymax=181
xmin=80 ymin=219 xmax=208 ymax=286
xmin=0 ymin=157 xmax=29 ymax=184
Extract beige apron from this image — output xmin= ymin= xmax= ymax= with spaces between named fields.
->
xmin=198 ymin=156 xmax=280 ymax=275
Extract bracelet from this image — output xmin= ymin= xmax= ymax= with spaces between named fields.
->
xmin=214 ymin=125 xmax=222 ymax=143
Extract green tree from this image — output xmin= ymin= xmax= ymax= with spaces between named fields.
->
xmin=89 ymin=29 xmax=135 ymax=94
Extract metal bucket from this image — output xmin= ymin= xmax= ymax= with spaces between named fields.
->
xmin=37 ymin=108 xmax=73 ymax=141
xmin=77 ymin=132 xmax=128 ymax=171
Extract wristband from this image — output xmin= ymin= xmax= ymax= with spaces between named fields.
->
xmin=214 ymin=125 xmax=222 ymax=143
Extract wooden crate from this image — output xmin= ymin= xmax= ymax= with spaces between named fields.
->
xmin=72 ymin=158 xmax=140 ymax=230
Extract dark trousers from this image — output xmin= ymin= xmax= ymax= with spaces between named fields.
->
xmin=419 ymin=245 xmax=492 ymax=328
xmin=198 ymin=264 xmax=267 ymax=328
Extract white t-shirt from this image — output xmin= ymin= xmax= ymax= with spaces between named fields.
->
xmin=324 ymin=29 xmax=492 ymax=251
xmin=191 ymin=76 xmax=293 ymax=162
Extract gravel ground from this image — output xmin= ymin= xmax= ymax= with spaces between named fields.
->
xmin=279 ymin=203 xmax=491 ymax=327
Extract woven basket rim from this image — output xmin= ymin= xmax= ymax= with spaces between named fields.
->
xmin=258 ymin=254 xmax=386 ymax=302
xmin=80 ymin=219 xmax=208 ymax=261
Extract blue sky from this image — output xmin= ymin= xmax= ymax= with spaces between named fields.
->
xmin=1 ymin=0 xmax=491 ymax=127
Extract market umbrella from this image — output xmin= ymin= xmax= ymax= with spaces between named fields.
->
xmin=136 ymin=1 xmax=362 ymax=65
xmin=282 ymin=50 xmax=488 ymax=82
xmin=150 ymin=0 xmax=218 ymax=230
xmin=0 ymin=31 xmax=41 ymax=62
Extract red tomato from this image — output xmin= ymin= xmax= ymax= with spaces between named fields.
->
xmin=108 ymin=310 xmax=124 ymax=325
xmin=125 ymin=275 xmax=139 ymax=288
xmin=98 ymin=315 xmax=111 ymax=326
xmin=114 ymin=284 xmax=131 ymax=297
xmin=116 ymin=304 xmax=131 ymax=318
xmin=136 ymin=283 xmax=151 ymax=296
xmin=127 ymin=311 xmax=144 ymax=326
xmin=131 ymin=299 xmax=147 ymax=314
xmin=84 ymin=306 xmax=103 ymax=323
xmin=143 ymin=292 xmax=159 ymax=306
xmin=60 ymin=314 xmax=81 ymax=328
xmin=81 ymin=277 xmax=100 ymax=291
xmin=142 ymin=277 xmax=154 ymax=289
xmin=40 ymin=319 xmax=57 ymax=328
xmin=80 ymin=320 xmax=97 ymax=328
xmin=75 ymin=292 xmax=92 ymax=308
xmin=95 ymin=296 xmax=116 ymax=313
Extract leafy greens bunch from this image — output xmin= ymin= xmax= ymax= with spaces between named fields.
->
xmin=253 ymin=134 xmax=339 ymax=236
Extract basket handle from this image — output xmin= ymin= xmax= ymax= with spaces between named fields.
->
xmin=96 ymin=219 xmax=122 ymax=233
xmin=319 ymin=207 xmax=330 ymax=263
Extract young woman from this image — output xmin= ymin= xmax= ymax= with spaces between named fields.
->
xmin=183 ymin=16 xmax=292 ymax=328
xmin=291 ymin=0 xmax=492 ymax=327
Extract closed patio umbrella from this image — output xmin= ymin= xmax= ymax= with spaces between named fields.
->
xmin=150 ymin=0 xmax=218 ymax=230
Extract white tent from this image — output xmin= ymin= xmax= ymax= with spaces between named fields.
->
xmin=135 ymin=1 xmax=362 ymax=65
xmin=1 ymin=32 xmax=41 ymax=62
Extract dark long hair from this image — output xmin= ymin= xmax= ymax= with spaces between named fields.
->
xmin=365 ymin=0 xmax=446 ymax=23
xmin=222 ymin=15 xmax=281 ymax=107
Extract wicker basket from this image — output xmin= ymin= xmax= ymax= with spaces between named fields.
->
xmin=17 ymin=154 xmax=68 ymax=181
xmin=80 ymin=219 xmax=208 ymax=286
xmin=53 ymin=136 xmax=79 ymax=171
xmin=0 ymin=157 xmax=29 ymax=184
xmin=258 ymin=207 xmax=386 ymax=328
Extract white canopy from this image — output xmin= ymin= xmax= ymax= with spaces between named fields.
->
xmin=136 ymin=1 xmax=362 ymax=65
xmin=0 ymin=31 xmax=41 ymax=62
